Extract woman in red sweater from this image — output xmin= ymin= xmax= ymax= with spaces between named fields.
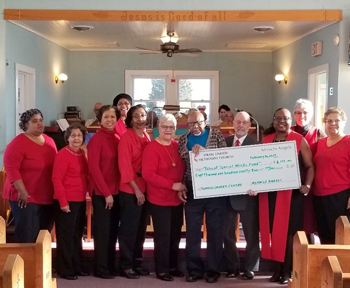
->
xmin=313 ymin=107 xmax=350 ymax=244
xmin=3 ymin=109 xmax=57 ymax=243
xmin=113 ymin=93 xmax=132 ymax=137
xmin=88 ymin=105 xmax=121 ymax=279
xmin=142 ymin=114 xmax=186 ymax=281
xmin=118 ymin=104 xmax=151 ymax=279
xmin=52 ymin=123 xmax=88 ymax=280
xmin=292 ymin=98 xmax=326 ymax=243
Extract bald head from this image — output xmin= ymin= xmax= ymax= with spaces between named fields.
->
xmin=233 ymin=111 xmax=251 ymax=138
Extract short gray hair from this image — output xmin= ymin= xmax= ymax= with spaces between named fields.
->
xmin=159 ymin=113 xmax=177 ymax=127
xmin=293 ymin=98 xmax=314 ymax=118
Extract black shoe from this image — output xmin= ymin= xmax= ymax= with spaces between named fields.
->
xmin=94 ymin=272 xmax=115 ymax=279
xmin=134 ymin=266 xmax=150 ymax=276
xmin=76 ymin=271 xmax=89 ymax=276
xmin=186 ymin=274 xmax=203 ymax=282
xmin=157 ymin=273 xmax=174 ymax=281
xmin=242 ymin=271 xmax=254 ymax=280
xmin=270 ymin=273 xmax=281 ymax=282
xmin=280 ymin=273 xmax=290 ymax=284
xmin=205 ymin=273 xmax=220 ymax=284
xmin=120 ymin=269 xmax=140 ymax=279
xmin=169 ymin=269 xmax=184 ymax=277
xmin=227 ymin=269 xmax=240 ymax=278
xmin=62 ymin=274 xmax=78 ymax=280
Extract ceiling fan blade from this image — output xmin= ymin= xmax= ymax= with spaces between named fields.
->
xmin=175 ymin=48 xmax=203 ymax=53
xmin=139 ymin=51 xmax=163 ymax=55
xmin=136 ymin=47 xmax=162 ymax=53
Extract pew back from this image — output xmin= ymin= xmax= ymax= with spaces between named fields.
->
xmin=0 ymin=254 xmax=24 ymax=288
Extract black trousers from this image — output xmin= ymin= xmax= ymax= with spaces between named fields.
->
xmin=118 ymin=191 xmax=148 ymax=270
xmin=184 ymin=181 xmax=225 ymax=276
xmin=10 ymin=201 xmax=54 ymax=243
xmin=149 ymin=202 xmax=183 ymax=274
xmin=54 ymin=200 xmax=86 ymax=276
xmin=92 ymin=193 xmax=120 ymax=274
xmin=314 ymin=189 xmax=350 ymax=244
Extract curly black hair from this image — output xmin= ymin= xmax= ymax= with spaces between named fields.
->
xmin=125 ymin=104 xmax=147 ymax=128
xmin=64 ymin=123 xmax=87 ymax=144
xmin=96 ymin=105 xmax=120 ymax=122
xmin=19 ymin=109 xmax=44 ymax=132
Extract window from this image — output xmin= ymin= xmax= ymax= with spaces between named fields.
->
xmin=125 ymin=70 xmax=219 ymax=123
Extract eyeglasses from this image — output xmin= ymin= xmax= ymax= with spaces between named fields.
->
xmin=132 ymin=114 xmax=147 ymax=119
xmin=325 ymin=119 xmax=342 ymax=125
xmin=117 ymin=101 xmax=131 ymax=107
xmin=294 ymin=111 xmax=309 ymax=116
xmin=70 ymin=134 xmax=83 ymax=138
xmin=160 ymin=125 xmax=175 ymax=131
xmin=273 ymin=116 xmax=291 ymax=122
xmin=188 ymin=120 xmax=205 ymax=127
xmin=234 ymin=120 xmax=250 ymax=125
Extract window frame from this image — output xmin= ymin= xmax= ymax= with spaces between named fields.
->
xmin=125 ymin=70 xmax=219 ymax=124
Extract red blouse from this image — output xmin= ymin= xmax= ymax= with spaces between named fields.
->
xmin=142 ymin=139 xmax=185 ymax=206
xmin=118 ymin=128 xmax=150 ymax=194
xmin=115 ymin=119 xmax=127 ymax=138
xmin=52 ymin=146 xmax=88 ymax=208
xmin=3 ymin=133 xmax=57 ymax=204
xmin=314 ymin=135 xmax=350 ymax=196
xmin=88 ymin=126 xmax=120 ymax=197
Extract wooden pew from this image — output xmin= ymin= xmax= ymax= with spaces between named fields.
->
xmin=0 ymin=254 xmax=24 ymax=288
xmin=0 ymin=230 xmax=56 ymax=288
xmin=291 ymin=231 xmax=350 ymax=288
xmin=321 ymin=256 xmax=350 ymax=288
xmin=0 ymin=217 xmax=5 ymax=244
xmin=335 ymin=216 xmax=350 ymax=245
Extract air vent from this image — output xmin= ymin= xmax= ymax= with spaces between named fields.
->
xmin=253 ymin=26 xmax=274 ymax=33
xmin=71 ymin=25 xmax=94 ymax=32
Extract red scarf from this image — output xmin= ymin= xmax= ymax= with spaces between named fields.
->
xmin=259 ymin=130 xmax=302 ymax=262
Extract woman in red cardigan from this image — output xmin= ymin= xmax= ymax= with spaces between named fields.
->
xmin=88 ymin=105 xmax=121 ymax=279
xmin=52 ymin=123 xmax=88 ymax=280
xmin=258 ymin=108 xmax=314 ymax=284
xmin=292 ymin=99 xmax=326 ymax=244
xmin=3 ymin=109 xmax=57 ymax=243
xmin=142 ymin=114 xmax=187 ymax=281
xmin=118 ymin=104 xmax=151 ymax=279
xmin=313 ymin=107 xmax=350 ymax=244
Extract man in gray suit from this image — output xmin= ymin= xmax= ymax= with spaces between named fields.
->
xmin=224 ymin=111 xmax=260 ymax=280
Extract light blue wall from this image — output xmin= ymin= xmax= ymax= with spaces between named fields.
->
xmin=5 ymin=22 xmax=70 ymax=143
xmin=271 ymin=22 xmax=340 ymax=115
xmin=68 ymin=51 xmax=272 ymax=127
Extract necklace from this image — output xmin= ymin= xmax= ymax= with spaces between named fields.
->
xmin=65 ymin=147 xmax=83 ymax=156
xmin=162 ymin=142 xmax=176 ymax=167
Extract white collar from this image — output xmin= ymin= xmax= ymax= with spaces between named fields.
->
xmin=233 ymin=134 xmax=248 ymax=146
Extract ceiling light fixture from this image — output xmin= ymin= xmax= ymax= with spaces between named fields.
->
xmin=55 ymin=73 xmax=68 ymax=84
xmin=161 ymin=33 xmax=179 ymax=43
xmin=71 ymin=25 xmax=94 ymax=32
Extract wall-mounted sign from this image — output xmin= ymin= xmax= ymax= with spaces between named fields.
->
xmin=311 ymin=41 xmax=323 ymax=57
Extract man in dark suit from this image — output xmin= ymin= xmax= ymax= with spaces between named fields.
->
xmin=224 ymin=111 xmax=260 ymax=280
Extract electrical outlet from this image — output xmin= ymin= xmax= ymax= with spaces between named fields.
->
xmin=329 ymin=87 xmax=334 ymax=96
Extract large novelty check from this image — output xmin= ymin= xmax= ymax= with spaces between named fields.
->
xmin=189 ymin=141 xmax=301 ymax=199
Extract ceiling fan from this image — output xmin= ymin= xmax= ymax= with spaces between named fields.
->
xmin=137 ymin=32 xmax=202 ymax=58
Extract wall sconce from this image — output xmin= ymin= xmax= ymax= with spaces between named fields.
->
xmin=275 ymin=74 xmax=288 ymax=84
xmin=55 ymin=73 xmax=68 ymax=84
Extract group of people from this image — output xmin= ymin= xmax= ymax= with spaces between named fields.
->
xmin=3 ymin=94 xmax=350 ymax=285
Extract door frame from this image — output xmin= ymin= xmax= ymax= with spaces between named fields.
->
xmin=15 ymin=63 xmax=36 ymax=135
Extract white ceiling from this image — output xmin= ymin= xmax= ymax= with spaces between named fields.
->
xmin=10 ymin=20 xmax=336 ymax=52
